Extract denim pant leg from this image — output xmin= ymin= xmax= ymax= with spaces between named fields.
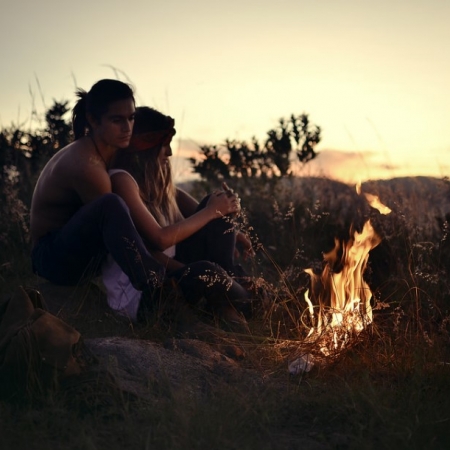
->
xmin=31 ymin=193 xmax=164 ymax=288
xmin=175 ymin=196 xmax=237 ymax=274
xmin=168 ymin=260 xmax=249 ymax=308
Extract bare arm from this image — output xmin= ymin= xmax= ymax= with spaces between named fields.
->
xmin=150 ymin=251 xmax=185 ymax=272
xmin=72 ymin=159 xmax=112 ymax=204
xmin=176 ymin=182 xmax=240 ymax=217
xmin=111 ymin=172 xmax=240 ymax=251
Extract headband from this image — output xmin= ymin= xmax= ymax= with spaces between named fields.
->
xmin=128 ymin=117 xmax=176 ymax=152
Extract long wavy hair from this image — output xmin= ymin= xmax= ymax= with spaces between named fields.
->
xmin=113 ymin=107 xmax=183 ymax=227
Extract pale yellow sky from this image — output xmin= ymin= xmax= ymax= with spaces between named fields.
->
xmin=1 ymin=0 xmax=449 ymax=183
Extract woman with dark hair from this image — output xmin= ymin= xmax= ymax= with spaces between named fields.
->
xmin=30 ymin=80 xmax=164 ymax=294
xmin=102 ymin=106 xmax=254 ymax=329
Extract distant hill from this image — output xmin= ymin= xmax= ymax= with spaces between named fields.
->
xmin=179 ymin=175 xmax=449 ymax=243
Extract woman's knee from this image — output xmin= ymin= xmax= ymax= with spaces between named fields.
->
xmin=96 ymin=193 xmax=128 ymax=208
xmin=196 ymin=195 xmax=211 ymax=211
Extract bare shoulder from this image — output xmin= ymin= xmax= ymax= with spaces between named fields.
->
xmin=65 ymin=139 xmax=105 ymax=172
xmin=71 ymin=140 xmax=112 ymax=201
xmin=110 ymin=170 xmax=139 ymax=197
xmin=110 ymin=169 xmax=138 ymax=186
xmin=46 ymin=138 xmax=111 ymax=203
xmin=30 ymin=138 xmax=114 ymax=243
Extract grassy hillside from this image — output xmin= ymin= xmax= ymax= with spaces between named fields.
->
xmin=1 ymin=175 xmax=450 ymax=449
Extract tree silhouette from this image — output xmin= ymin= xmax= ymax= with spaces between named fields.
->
xmin=188 ymin=145 xmax=230 ymax=183
xmin=189 ymin=113 xmax=321 ymax=182
xmin=0 ymin=100 xmax=73 ymax=201
xmin=45 ymin=101 xmax=73 ymax=149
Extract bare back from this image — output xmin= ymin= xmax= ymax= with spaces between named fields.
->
xmin=30 ymin=137 xmax=112 ymax=246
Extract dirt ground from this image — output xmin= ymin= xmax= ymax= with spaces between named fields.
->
xmin=17 ymin=280 xmax=276 ymax=399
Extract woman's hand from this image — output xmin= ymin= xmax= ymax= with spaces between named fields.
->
xmin=222 ymin=182 xmax=237 ymax=198
xmin=222 ymin=182 xmax=241 ymax=215
xmin=205 ymin=190 xmax=240 ymax=217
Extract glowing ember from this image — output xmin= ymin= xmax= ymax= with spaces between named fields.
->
xmin=303 ymin=187 xmax=391 ymax=356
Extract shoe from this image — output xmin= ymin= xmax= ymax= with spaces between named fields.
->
xmin=229 ymin=297 xmax=257 ymax=320
xmin=231 ymin=274 xmax=266 ymax=319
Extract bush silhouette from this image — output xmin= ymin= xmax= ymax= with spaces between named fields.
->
xmin=0 ymin=100 xmax=73 ymax=249
xmin=189 ymin=113 xmax=321 ymax=183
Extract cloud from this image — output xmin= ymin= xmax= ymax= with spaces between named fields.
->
xmin=293 ymin=149 xmax=420 ymax=183
xmin=171 ymin=138 xmax=205 ymax=158
xmin=171 ymin=144 xmax=445 ymax=185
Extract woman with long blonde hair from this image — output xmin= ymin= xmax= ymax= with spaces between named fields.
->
xmin=102 ymin=107 xmax=254 ymax=330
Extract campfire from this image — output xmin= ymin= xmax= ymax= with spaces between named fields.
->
xmin=302 ymin=185 xmax=391 ymax=357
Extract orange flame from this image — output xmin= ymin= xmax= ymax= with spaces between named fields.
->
xmin=356 ymin=181 xmax=392 ymax=215
xmin=303 ymin=187 xmax=391 ymax=355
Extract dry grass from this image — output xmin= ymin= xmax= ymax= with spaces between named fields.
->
xmin=1 ymin=175 xmax=450 ymax=449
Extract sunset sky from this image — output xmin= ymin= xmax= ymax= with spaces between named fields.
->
xmin=1 ymin=0 xmax=448 ymax=183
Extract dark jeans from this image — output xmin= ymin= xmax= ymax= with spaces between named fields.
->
xmin=175 ymin=196 xmax=238 ymax=276
xmin=31 ymin=194 xmax=164 ymax=289
xmin=168 ymin=260 xmax=249 ymax=309
xmin=168 ymin=196 xmax=249 ymax=308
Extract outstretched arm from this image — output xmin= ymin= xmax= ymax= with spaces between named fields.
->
xmin=111 ymin=172 xmax=240 ymax=251
xmin=150 ymin=251 xmax=185 ymax=272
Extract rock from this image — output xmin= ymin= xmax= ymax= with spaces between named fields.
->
xmin=85 ymin=336 xmax=247 ymax=400
xmin=21 ymin=281 xmax=257 ymax=401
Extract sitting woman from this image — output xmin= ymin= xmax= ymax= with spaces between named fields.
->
xmin=101 ymin=106 xmax=254 ymax=330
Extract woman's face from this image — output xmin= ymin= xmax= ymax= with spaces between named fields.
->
xmin=158 ymin=144 xmax=172 ymax=167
